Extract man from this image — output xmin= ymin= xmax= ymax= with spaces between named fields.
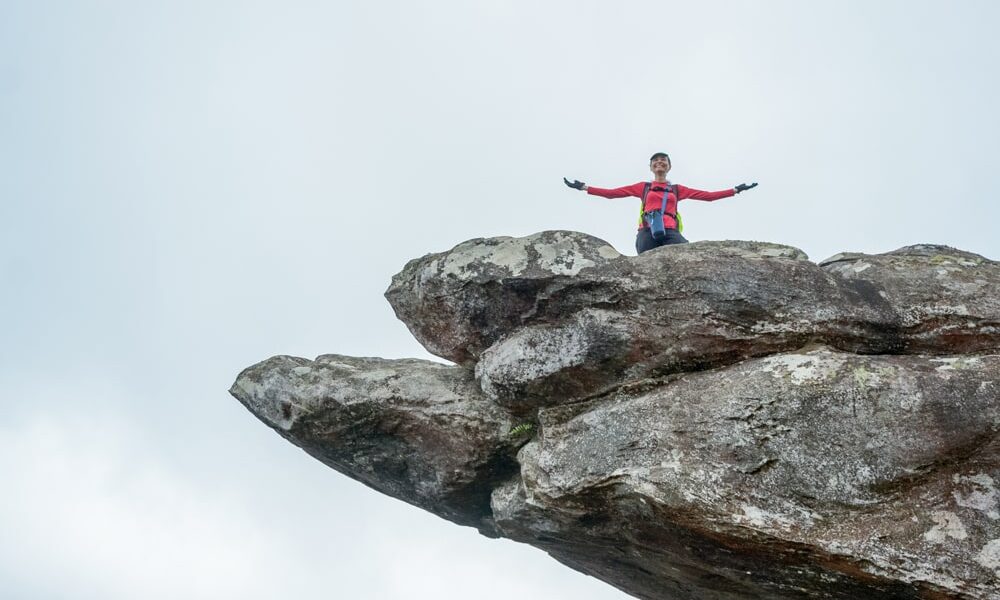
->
xmin=564 ymin=152 xmax=757 ymax=254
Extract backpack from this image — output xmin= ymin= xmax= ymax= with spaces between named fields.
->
xmin=638 ymin=182 xmax=684 ymax=237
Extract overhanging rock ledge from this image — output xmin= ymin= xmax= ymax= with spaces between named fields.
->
xmin=232 ymin=231 xmax=1000 ymax=600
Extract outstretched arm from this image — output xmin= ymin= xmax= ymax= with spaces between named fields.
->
xmin=564 ymin=178 xmax=643 ymax=198
xmin=676 ymin=184 xmax=736 ymax=202
xmin=586 ymin=182 xmax=644 ymax=199
xmin=677 ymin=182 xmax=758 ymax=201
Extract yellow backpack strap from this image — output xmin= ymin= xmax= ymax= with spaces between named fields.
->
xmin=672 ymin=184 xmax=683 ymax=233
xmin=637 ymin=181 xmax=651 ymax=226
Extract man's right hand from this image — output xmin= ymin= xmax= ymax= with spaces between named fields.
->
xmin=563 ymin=177 xmax=586 ymax=190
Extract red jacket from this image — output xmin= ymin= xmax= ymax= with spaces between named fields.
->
xmin=587 ymin=181 xmax=735 ymax=230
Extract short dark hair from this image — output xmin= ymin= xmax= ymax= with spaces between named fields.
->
xmin=649 ymin=152 xmax=670 ymax=163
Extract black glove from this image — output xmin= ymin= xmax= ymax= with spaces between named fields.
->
xmin=563 ymin=177 xmax=586 ymax=190
xmin=735 ymin=182 xmax=758 ymax=194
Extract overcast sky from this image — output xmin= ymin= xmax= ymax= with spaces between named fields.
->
xmin=2 ymin=1 xmax=999 ymax=599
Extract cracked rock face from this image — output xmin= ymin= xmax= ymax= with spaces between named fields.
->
xmin=232 ymin=231 xmax=1000 ymax=599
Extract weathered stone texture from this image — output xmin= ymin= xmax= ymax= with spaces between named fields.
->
xmin=231 ymin=354 xmax=516 ymax=532
xmin=232 ymin=231 xmax=1000 ymax=599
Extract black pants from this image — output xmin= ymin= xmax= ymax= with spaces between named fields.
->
xmin=635 ymin=227 xmax=688 ymax=254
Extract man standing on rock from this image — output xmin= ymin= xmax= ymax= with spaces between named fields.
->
xmin=564 ymin=152 xmax=757 ymax=254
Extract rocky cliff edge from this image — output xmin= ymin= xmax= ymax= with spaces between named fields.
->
xmin=231 ymin=231 xmax=1000 ymax=600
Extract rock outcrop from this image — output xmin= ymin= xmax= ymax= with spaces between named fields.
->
xmin=231 ymin=231 xmax=1000 ymax=599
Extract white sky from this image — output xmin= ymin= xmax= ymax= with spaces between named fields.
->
xmin=2 ymin=1 xmax=998 ymax=598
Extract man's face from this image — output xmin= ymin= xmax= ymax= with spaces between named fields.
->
xmin=650 ymin=155 xmax=671 ymax=174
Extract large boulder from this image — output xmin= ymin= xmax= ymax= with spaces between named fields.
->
xmin=494 ymin=348 xmax=1000 ymax=599
xmin=820 ymin=245 xmax=1000 ymax=354
xmin=232 ymin=231 xmax=1000 ymax=599
xmin=384 ymin=230 xmax=625 ymax=365
xmin=231 ymin=354 xmax=517 ymax=533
